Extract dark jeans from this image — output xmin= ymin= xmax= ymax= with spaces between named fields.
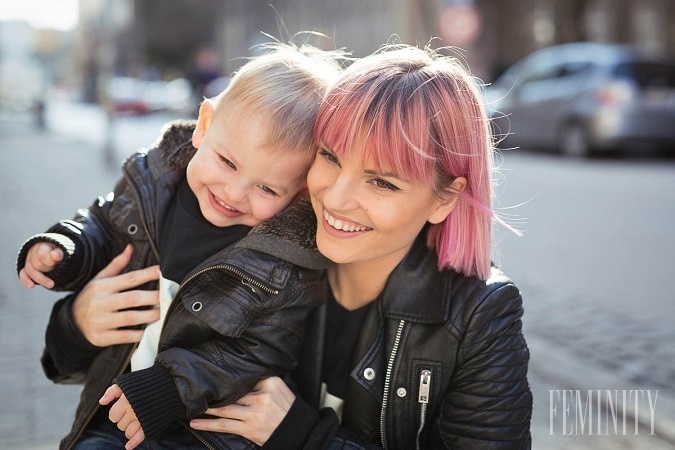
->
xmin=72 ymin=418 xmax=206 ymax=450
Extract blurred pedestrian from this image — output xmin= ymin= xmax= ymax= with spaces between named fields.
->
xmin=187 ymin=45 xmax=223 ymax=116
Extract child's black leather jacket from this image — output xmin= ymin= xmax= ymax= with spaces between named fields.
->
xmin=21 ymin=122 xmax=329 ymax=449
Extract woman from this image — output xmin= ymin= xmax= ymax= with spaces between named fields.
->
xmin=190 ymin=44 xmax=533 ymax=448
xmin=45 ymin=44 xmax=532 ymax=449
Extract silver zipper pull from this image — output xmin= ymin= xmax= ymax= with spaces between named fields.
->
xmin=241 ymin=278 xmax=257 ymax=293
xmin=416 ymin=369 xmax=432 ymax=449
xmin=418 ymin=369 xmax=431 ymax=404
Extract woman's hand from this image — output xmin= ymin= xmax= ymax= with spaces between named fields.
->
xmin=73 ymin=244 xmax=160 ymax=347
xmin=190 ymin=376 xmax=296 ymax=446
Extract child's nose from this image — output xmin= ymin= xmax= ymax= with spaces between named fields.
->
xmin=225 ymin=182 xmax=248 ymax=204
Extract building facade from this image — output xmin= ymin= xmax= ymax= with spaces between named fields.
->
xmin=74 ymin=0 xmax=675 ymax=94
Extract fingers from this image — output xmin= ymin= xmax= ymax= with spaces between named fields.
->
xmin=35 ymin=243 xmax=62 ymax=267
xmin=94 ymin=265 xmax=160 ymax=294
xmin=93 ymin=245 xmax=159 ymax=291
xmin=100 ymin=384 xmax=123 ymax=406
xmin=125 ymin=424 xmax=145 ymax=450
xmin=93 ymin=329 xmax=146 ymax=347
xmin=22 ymin=263 xmax=56 ymax=289
xmin=19 ymin=269 xmax=36 ymax=289
xmin=112 ymin=289 xmax=161 ymax=313
xmin=94 ymin=244 xmax=134 ymax=280
xmin=190 ymin=416 xmax=244 ymax=434
xmin=23 ymin=243 xmax=61 ymax=289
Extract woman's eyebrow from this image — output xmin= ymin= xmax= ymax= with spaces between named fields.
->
xmin=365 ymin=169 xmax=401 ymax=179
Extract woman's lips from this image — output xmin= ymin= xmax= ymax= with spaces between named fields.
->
xmin=321 ymin=208 xmax=371 ymax=236
xmin=209 ymin=191 xmax=242 ymax=217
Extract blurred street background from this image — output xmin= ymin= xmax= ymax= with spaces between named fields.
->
xmin=2 ymin=0 xmax=675 ymax=449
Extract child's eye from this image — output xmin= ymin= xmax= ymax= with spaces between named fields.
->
xmin=371 ymin=178 xmax=400 ymax=192
xmin=219 ymin=155 xmax=236 ymax=170
xmin=258 ymin=185 xmax=278 ymax=196
xmin=318 ymin=148 xmax=339 ymax=165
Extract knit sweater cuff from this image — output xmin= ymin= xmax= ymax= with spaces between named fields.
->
xmin=116 ymin=363 xmax=186 ymax=439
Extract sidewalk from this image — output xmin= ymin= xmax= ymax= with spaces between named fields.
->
xmin=2 ymin=106 xmax=674 ymax=449
xmin=522 ymin=282 xmax=675 ymax=449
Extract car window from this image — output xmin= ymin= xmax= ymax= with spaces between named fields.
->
xmin=559 ymin=62 xmax=594 ymax=78
xmin=521 ymin=65 xmax=564 ymax=85
xmin=520 ymin=61 xmax=593 ymax=86
xmin=613 ymin=61 xmax=675 ymax=88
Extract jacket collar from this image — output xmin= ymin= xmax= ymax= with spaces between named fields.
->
xmin=236 ymin=196 xmax=331 ymax=271
xmin=379 ymin=230 xmax=452 ymax=323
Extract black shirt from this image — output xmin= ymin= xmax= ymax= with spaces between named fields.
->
xmin=322 ymin=283 xmax=374 ymax=399
xmin=158 ymin=177 xmax=251 ymax=283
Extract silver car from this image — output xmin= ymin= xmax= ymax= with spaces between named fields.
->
xmin=486 ymin=42 xmax=675 ymax=157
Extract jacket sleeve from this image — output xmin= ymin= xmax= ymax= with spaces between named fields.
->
xmin=115 ymin=268 xmax=325 ymax=439
xmin=41 ymin=293 xmax=104 ymax=384
xmin=15 ymin=177 xmax=128 ymax=292
xmin=437 ymin=281 xmax=532 ymax=449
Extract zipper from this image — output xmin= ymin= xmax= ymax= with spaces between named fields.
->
xmin=65 ymin=343 xmax=139 ymax=450
xmin=158 ymin=263 xmax=278 ymax=349
xmin=415 ymin=369 xmax=432 ymax=449
xmin=183 ymin=420 xmax=217 ymax=450
xmin=380 ymin=319 xmax=405 ymax=450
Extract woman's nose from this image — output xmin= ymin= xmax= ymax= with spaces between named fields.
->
xmin=322 ymin=173 xmax=357 ymax=210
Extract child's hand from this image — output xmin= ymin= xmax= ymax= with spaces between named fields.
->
xmin=19 ymin=242 xmax=64 ymax=289
xmin=100 ymin=384 xmax=146 ymax=450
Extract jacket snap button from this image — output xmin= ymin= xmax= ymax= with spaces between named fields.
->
xmin=363 ymin=368 xmax=375 ymax=381
xmin=127 ymin=224 xmax=138 ymax=235
xmin=191 ymin=301 xmax=203 ymax=312
xmin=396 ymin=387 xmax=407 ymax=397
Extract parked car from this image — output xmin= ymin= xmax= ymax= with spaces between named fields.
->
xmin=485 ymin=42 xmax=675 ymax=157
xmin=106 ymin=77 xmax=193 ymax=116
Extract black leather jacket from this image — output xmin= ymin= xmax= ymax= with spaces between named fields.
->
xmin=287 ymin=231 xmax=532 ymax=449
xmin=23 ymin=122 xmax=329 ymax=449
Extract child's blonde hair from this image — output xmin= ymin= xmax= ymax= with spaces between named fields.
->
xmin=213 ymin=42 xmax=345 ymax=154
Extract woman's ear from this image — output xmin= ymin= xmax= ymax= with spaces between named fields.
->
xmin=192 ymin=99 xmax=215 ymax=148
xmin=428 ymin=176 xmax=468 ymax=224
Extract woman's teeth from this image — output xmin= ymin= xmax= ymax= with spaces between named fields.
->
xmin=324 ymin=210 xmax=368 ymax=232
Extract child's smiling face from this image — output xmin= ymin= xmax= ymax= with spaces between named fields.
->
xmin=187 ymin=99 xmax=313 ymax=228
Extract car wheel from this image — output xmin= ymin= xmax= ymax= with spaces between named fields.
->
xmin=559 ymin=122 xmax=590 ymax=158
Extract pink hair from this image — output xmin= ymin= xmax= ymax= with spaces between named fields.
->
xmin=314 ymin=45 xmax=506 ymax=280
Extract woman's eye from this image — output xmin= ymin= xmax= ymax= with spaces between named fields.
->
xmin=372 ymin=178 xmax=400 ymax=192
xmin=318 ymin=148 xmax=339 ymax=165
xmin=219 ymin=155 xmax=236 ymax=170
xmin=258 ymin=185 xmax=278 ymax=196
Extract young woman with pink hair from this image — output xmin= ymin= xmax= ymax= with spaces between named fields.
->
xmin=191 ymin=44 xmax=533 ymax=449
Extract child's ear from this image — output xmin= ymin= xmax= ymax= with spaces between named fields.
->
xmin=192 ymin=100 xmax=215 ymax=148
xmin=428 ymin=177 xmax=468 ymax=225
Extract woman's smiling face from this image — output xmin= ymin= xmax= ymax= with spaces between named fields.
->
xmin=307 ymin=145 xmax=454 ymax=268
